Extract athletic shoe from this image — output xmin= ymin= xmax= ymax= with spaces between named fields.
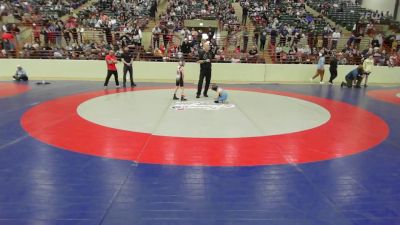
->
xmin=104 ymin=86 xmax=108 ymax=89
xmin=214 ymin=101 xmax=219 ymax=103
xmin=116 ymin=85 xmax=120 ymax=88
xmin=132 ymin=83 xmax=137 ymax=87
xmin=329 ymin=81 xmax=333 ymax=85
xmin=196 ymin=95 xmax=200 ymax=98
xmin=173 ymin=94 xmax=179 ymax=100
xmin=320 ymin=81 xmax=324 ymax=84
xmin=309 ymin=78 xmax=313 ymax=82
xmin=181 ymin=96 xmax=187 ymax=101
xmin=354 ymin=85 xmax=361 ymax=88
xmin=203 ymin=94 xmax=209 ymax=97
xmin=340 ymin=82 xmax=344 ymax=88
xmin=364 ymin=84 xmax=368 ymax=87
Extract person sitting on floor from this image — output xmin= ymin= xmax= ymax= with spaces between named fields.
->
xmin=13 ymin=65 xmax=28 ymax=81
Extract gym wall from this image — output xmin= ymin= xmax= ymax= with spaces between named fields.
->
xmin=0 ymin=59 xmax=399 ymax=84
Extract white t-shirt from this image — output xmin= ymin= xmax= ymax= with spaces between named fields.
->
xmin=332 ymin=32 xmax=341 ymax=40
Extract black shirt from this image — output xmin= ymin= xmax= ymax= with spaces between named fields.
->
xmin=198 ymin=49 xmax=213 ymax=70
xmin=243 ymin=7 xmax=248 ymax=16
xmin=181 ymin=42 xmax=191 ymax=54
xmin=121 ymin=52 xmax=133 ymax=66
xmin=249 ymin=49 xmax=258 ymax=56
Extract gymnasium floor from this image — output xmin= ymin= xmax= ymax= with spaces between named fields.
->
xmin=0 ymin=81 xmax=399 ymax=225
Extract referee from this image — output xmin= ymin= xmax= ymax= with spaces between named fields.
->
xmin=196 ymin=41 xmax=214 ymax=98
xmin=121 ymin=47 xmax=136 ymax=87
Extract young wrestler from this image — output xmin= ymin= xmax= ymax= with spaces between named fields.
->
xmin=173 ymin=60 xmax=187 ymax=101
xmin=211 ymin=84 xmax=228 ymax=103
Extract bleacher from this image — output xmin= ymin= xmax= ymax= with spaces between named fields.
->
xmin=0 ymin=0 xmax=88 ymax=26
xmin=243 ymin=0 xmax=328 ymax=34
xmin=161 ymin=0 xmax=239 ymax=32
xmin=307 ymin=0 xmax=399 ymax=32
xmin=77 ymin=0 xmax=156 ymax=30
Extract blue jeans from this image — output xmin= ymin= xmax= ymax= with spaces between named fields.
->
xmin=218 ymin=92 xmax=228 ymax=102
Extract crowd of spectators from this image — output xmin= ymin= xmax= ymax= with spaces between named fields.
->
xmin=0 ymin=0 xmax=88 ymax=25
xmin=77 ymin=0 xmax=157 ymax=31
xmin=1 ymin=23 xmax=20 ymax=51
xmin=1 ymin=0 xmax=399 ymax=66
xmin=156 ymin=0 xmax=239 ymax=32
xmin=308 ymin=0 xmax=398 ymax=34
xmin=272 ymin=31 xmax=400 ymax=66
xmin=237 ymin=0 xmax=331 ymax=51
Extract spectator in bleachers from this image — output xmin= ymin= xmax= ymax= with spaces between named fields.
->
xmin=241 ymin=2 xmax=249 ymax=25
xmin=247 ymin=45 xmax=258 ymax=63
xmin=150 ymin=1 xmax=157 ymax=21
xmin=331 ymin=29 xmax=341 ymax=50
xmin=1 ymin=29 xmax=15 ymax=51
xmin=253 ymin=24 xmax=260 ymax=46
xmin=241 ymin=27 xmax=249 ymax=53
xmin=260 ymin=28 xmax=267 ymax=51
xmin=215 ymin=46 xmax=226 ymax=61
xmin=181 ymin=38 xmax=192 ymax=55
xmin=152 ymin=24 xmax=162 ymax=49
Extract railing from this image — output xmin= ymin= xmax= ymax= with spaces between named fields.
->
xmin=2 ymin=47 xmax=399 ymax=67
xmin=2 ymin=29 xmax=400 ymax=66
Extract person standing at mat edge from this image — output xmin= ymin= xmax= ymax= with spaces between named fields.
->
xmin=121 ymin=47 xmax=136 ymax=88
xmin=328 ymin=53 xmax=338 ymax=85
xmin=196 ymin=41 xmax=214 ymax=98
xmin=362 ymin=54 xmax=374 ymax=87
xmin=104 ymin=50 xmax=120 ymax=89
xmin=310 ymin=51 xmax=326 ymax=84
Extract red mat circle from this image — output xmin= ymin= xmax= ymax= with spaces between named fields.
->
xmin=21 ymin=87 xmax=389 ymax=166
xmin=0 ymin=83 xmax=30 ymax=98
xmin=367 ymin=89 xmax=400 ymax=105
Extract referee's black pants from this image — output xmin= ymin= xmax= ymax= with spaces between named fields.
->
xmin=329 ymin=68 xmax=337 ymax=83
xmin=104 ymin=70 xmax=119 ymax=86
xmin=123 ymin=65 xmax=134 ymax=85
xmin=197 ymin=68 xmax=211 ymax=96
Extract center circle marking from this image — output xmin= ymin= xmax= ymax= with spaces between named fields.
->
xmin=77 ymin=90 xmax=330 ymax=138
